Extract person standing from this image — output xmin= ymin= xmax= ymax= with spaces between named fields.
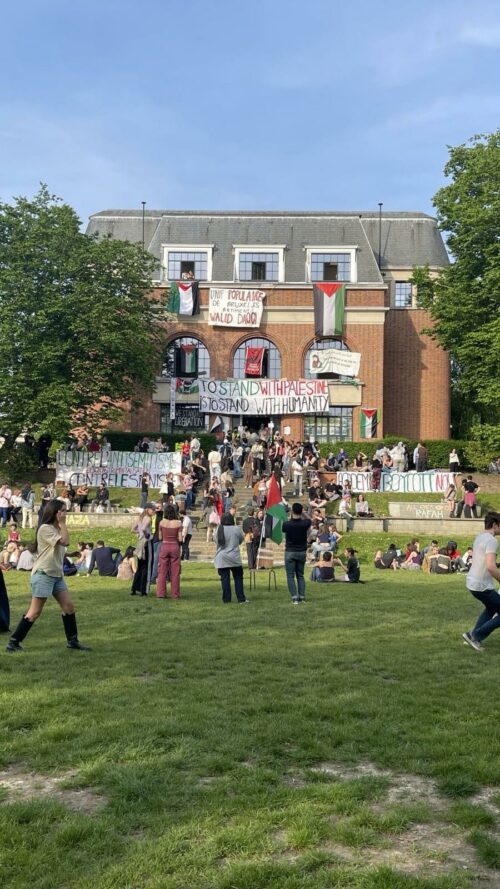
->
xmin=20 ymin=483 xmax=35 ymax=529
xmin=181 ymin=512 xmax=193 ymax=561
xmin=140 ymin=472 xmax=150 ymax=510
xmin=131 ymin=505 xmax=155 ymax=596
xmin=282 ymin=503 xmax=311 ymax=604
xmin=449 ymin=448 xmax=460 ymax=474
xmin=156 ymin=504 xmax=183 ymax=599
xmin=6 ymin=499 xmax=90 ymax=652
xmin=214 ymin=514 xmax=247 ymax=604
xmin=462 ymin=512 xmax=500 ymax=651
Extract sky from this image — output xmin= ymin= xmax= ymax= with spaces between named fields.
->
xmin=1 ymin=0 xmax=499 ymax=227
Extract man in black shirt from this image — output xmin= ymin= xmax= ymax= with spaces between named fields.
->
xmin=87 ymin=541 xmax=121 ymax=577
xmin=282 ymin=503 xmax=311 ymax=604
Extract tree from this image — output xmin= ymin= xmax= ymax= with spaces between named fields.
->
xmin=0 ymin=186 xmax=163 ymax=442
xmin=413 ymin=131 xmax=500 ymax=429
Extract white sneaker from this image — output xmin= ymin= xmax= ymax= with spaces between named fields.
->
xmin=462 ymin=631 xmax=483 ymax=651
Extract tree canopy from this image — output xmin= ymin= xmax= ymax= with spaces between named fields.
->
xmin=0 ymin=186 xmax=163 ymax=441
xmin=414 ymin=131 xmax=500 ymax=426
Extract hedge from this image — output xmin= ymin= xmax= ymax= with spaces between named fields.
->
xmin=318 ymin=439 xmax=472 ymax=471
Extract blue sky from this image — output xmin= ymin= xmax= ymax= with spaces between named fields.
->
xmin=1 ymin=0 xmax=499 ymax=226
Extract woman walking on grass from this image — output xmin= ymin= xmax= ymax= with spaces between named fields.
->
xmin=214 ymin=514 xmax=248 ymax=604
xmin=6 ymin=499 xmax=90 ymax=653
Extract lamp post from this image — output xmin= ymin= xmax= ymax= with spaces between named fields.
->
xmin=141 ymin=201 xmax=146 ymax=250
xmin=378 ymin=202 xmax=383 ymax=270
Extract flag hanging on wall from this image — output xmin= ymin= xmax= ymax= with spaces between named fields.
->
xmin=313 ymin=283 xmax=346 ymax=336
xmin=245 ymin=346 xmax=265 ymax=376
xmin=176 ymin=378 xmax=199 ymax=395
xmin=360 ymin=408 xmax=379 ymax=439
xmin=167 ymin=281 xmax=200 ymax=315
xmin=178 ymin=344 xmax=198 ymax=375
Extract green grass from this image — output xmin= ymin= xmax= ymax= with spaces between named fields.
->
xmin=1 ymin=558 xmax=500 ymax=887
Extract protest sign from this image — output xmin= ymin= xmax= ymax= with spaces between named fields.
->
xmin=56 ymin=450 xmax=182 ymax=488
xmin=208 ymin=288 xmax=265 ymax=327
xmin=198 ymin=378 xmax=329 ymax=415
xmin=309 ymin=349 xmax=361 ymax=377
xmin=337 ymin=470 xmax=454 ymax=494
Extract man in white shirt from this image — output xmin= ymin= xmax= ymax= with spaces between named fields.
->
xmin=462 ymin=511 xmax=500 ymax=651
xmin=181 ymin=513 xmax=193 ymax=561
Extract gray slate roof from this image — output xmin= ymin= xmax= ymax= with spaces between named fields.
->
xmin=86 ymin=210 xmax=448 ymax=283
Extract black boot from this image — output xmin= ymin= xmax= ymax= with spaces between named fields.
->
xmin=62 ymin=612 xmax=91 ymax=651
xmin=6 ymin=615 xmax=33 ymax=652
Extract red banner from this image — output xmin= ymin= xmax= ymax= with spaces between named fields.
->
xmin=245 ymin=346 xmax=265 ymax=376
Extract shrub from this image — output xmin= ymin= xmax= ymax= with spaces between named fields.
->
xmin=0 ymin=443 xmax=39 ymax=483
xmin=464 ymin=424 xmax=500 ymax=472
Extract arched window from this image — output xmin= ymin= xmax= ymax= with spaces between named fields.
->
xmin=232 ymin=337 xmax=281 ymax=379
xmin=161 ymin=336 xmax=210 ymax=379
xmin=159 ymin=336 xmax=209 ymax=435
xmin=304 ymin=338 xmax=350 ymax=380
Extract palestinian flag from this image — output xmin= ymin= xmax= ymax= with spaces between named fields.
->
xmin=167 ymin=281 xmax=200 ymax=315
xmin=266 ymin=503 xmax=288 ymax=545
xmin=266 ymin=474 xmax=283 ymax=509
xmin=360 ymin=408 xmax=379 ymax=439
xmin=313 ymin=283 xmax=345 ymax=336
xmin=179 ymin=344 xmax=198 ymax=375
xmin=176 ymin=378 xmax=199 ymax=395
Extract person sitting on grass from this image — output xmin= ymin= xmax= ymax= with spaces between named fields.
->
xmin=310 ymin=550 xmax=335 ymax=582
xmin=374 ymin=543 xmax=401 ymax=570
xmin=400 ymin=545 xmax=421 ymax=570
xmin=87 ymin=540 xmax=122 ymax=577
xmin=117 ymin=546 xmax=138 ymax=581
xmin=334 ymin=548 xmax=362 ymax=583
xmin=16 ymin=542 xmax=37 ymax=572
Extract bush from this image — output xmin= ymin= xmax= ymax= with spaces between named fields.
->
xmin=318 ymin=439 xmax=471 ymax=470
xmin=464 ymin=424 xmax=500 ymax=472
xmin=0 ymin=443 xmax=39 ymax=483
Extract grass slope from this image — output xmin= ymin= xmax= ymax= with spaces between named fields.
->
xmin=1 ymin=562 xmax=500 ymax=888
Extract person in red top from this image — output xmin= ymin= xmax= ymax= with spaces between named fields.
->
xmin=87 ymin=435 xmax=101 ymax=453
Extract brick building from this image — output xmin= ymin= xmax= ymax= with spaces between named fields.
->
xmin=86 ymin=210 xmax=450 ymax=442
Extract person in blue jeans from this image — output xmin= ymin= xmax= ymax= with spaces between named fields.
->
xmin=462 ymin=511 xmax=500 ymax=652
xmin=283 ymin=503 xmax=311 ymax=604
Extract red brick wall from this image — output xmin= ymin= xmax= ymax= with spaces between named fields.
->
xmin=383 ymin=309 xmax=450 ymax=439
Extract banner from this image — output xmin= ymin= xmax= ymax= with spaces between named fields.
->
xmin=56 ymin=450 xmax=182 ymax=489
xmin=313 ymin=283 xmax=345 ymax=336
xmin=337 ymin=470 xmax=454 ymax=494
xmin=198 ymin=379 xmax=329 ymax=416
xmin=170 ymin=377 xmax=177 ymax=420
xmin=175 ymin=378 xmax=199 ymax=395
xmin=309 ymin=349 xmax=361 ymax=377
xmin=172 ymin=404 xmax=205 ymax=430
xmin=208 ymin=288 xmax=265 ymax=327
xmin=245 ymin=346 xmax=265 ymax=376
xmin=178 ymin=344 xmax=198 ymax=375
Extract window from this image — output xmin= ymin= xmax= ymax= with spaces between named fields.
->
xmin=394 ymin=281 xmax=412 ymax=308
xmin=234 ymin=246 xmax=285 ymax=283
xmin=306 ymin=247 xmax=357 ymax=283
xmin=161 ymin=336 xmax=210 ymax=379
xmin=162 ymin=244 xmax=213 ymax=282
xmin=304 ymin=407 xmax=353 ymax=443
xmin=233 ymin=337 xmax=281 ymax=379
xmin=304 ymin=338 xmax=350 ymax=380
xmin=239 ymin=252 xmax=279 ymax=282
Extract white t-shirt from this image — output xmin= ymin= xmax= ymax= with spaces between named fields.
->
xmin=466 ymin=531 xmax=498 ymax=592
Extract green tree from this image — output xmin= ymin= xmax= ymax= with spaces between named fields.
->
xmin=413 ymin=131 xmax=500 ymax=429
xmin=0 ymin=186 xmax=163 ymax=442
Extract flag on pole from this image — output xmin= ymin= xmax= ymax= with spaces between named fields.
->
xmin=244 ymin=346 xmax=265 ymax=376
xmin=179 ymin=344 xmax=198 ymax=375
xmin=167 ymin=281 xmax=200 ymax=315
xmin=210 ymin=416 xmax=223 ymax=432
xmin=360 ymin=408 xmax=379 ymax=439
xmin=313 ymin=283 xmax=346 ymax=336
xmin=266 ymin=503 xmax=288 ymax=545
xmin=266 ymin=474 xmax=282 ymax=509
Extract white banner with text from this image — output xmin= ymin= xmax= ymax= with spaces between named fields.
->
xmin=198 ymin=378 xmax=329 ymax=415
xmin=56 ymin=450 xmax=182 ymax=488
xmin=337 ymin=470 xmax=454 ymax=494
xmin=208 ymin=288 xmax=265 ymax=327
xmin=309 ymin=348 xmax=361 ymax=377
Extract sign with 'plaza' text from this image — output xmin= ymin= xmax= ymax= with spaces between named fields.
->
xmin=198 ymin=378 xmax=329 ymax=415
xmin=208 ymin=288 xmax=265 ymax=327
xmin=56 ymin=450 xmax=182 ymax=488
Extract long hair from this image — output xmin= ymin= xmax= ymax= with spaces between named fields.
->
xmin=41 ymin=498 xmax=65 ymax=526
xmin=163 ymin=504 xmax=178 ymax=520
xmin=216 ymin=513 xmax=235 ymax=548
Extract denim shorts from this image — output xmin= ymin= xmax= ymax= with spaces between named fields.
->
xmin=31 ymin=571 xmax=67 ymax=599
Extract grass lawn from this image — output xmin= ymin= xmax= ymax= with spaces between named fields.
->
xmin=2 ymin=556 xmax=500 ymax=888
